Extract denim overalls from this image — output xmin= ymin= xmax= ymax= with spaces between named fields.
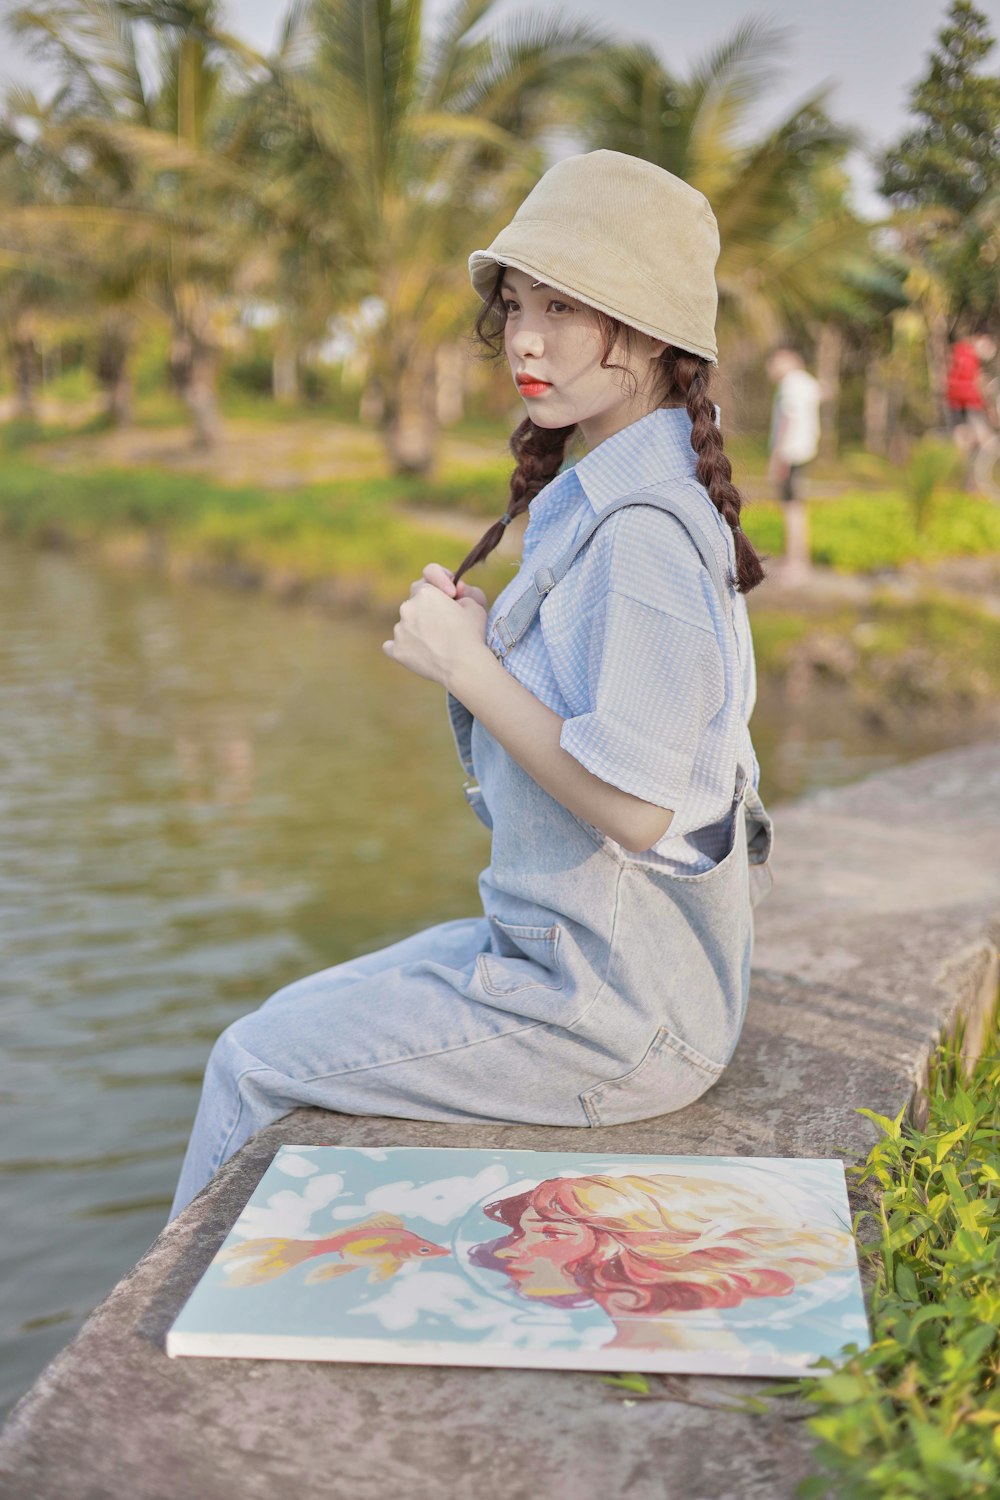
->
xmin=168 ymin=489 xmax=773 ymax=1221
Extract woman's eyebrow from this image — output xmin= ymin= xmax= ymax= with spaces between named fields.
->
xmin=500 ymin=279 xmax=554 ymax=294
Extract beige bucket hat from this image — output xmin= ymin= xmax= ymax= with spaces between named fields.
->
xmin=468 ymin=148 xmax=720 ymax=364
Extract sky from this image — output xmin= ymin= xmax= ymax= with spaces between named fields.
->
xmin=1 ymin=0 xmax=995 ymax=217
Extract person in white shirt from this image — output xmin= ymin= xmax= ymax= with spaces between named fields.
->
xmin=766 ymin=347 xmax=822 ymax=582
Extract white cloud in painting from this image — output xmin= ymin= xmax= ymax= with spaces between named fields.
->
xmin=348 ymin=1269 xmax=609 ymax=1350
xmin=275 ymin=1152 xmax=320 ymax=1178
xmin=349 ymin=1148 xmax=389 ymax=1161
xmin=329 ymin=1164 xmax=510 ymax=1226
xmin=233 ymin=1171 xmax=346 ymax=1239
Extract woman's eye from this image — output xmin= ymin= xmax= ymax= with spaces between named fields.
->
xmin=549 ymin=301 xmax=573 ymax=313
xmin=502 ymin=299 xmax=519 ymax=313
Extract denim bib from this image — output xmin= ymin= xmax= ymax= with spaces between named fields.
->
xmin=445 ymin=488 xmax=774 ymax=1124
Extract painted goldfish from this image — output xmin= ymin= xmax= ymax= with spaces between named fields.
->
xmin=216 ymin=1212 xmax=450 ymax=1287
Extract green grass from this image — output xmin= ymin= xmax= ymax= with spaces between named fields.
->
xmin=798 ymin=994 xmax=1000 ymax=1499
xmin=740 ymin=491 xmax=1000 ymax=574
xmin=0 ymin=458 xmax=511 ymax=609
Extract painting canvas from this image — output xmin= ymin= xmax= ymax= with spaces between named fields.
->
xmin=166 ymin=1146 xmax=870 ymax=1376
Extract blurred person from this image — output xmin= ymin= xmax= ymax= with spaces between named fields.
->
xmin=946 ymin=330 xmax=997 ymax=485
xmin=766 ymin=347 xmax=821 ymax=583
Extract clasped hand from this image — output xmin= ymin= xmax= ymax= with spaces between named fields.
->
xmin=382 ymin=563 xmax=489 ymax=688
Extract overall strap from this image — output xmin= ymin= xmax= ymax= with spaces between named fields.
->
xmin=489 ymin=487 xmax=735 ymax=660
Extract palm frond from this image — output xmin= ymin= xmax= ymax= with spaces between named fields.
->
xmin=418 ymin=0 xmax=496 ymax=111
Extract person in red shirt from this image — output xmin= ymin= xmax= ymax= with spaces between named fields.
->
xmin=946 ymin=332 xmax=997 ymax=463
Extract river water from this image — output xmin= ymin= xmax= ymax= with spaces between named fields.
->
xmin=0 ymin=540 xmax=978 ymax=1418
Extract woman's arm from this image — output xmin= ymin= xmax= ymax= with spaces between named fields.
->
xmin=383 ymin=563 xmax=674 ymax=853
xmin=448 ymin=648 xmax=674 ymax=853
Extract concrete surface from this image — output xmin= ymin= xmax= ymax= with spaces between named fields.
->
xmin=2 ymin=740 xmax=999 ymax=1500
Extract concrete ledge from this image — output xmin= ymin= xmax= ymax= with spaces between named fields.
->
xmin=2 ymin=741 xmax=999 ymax=1500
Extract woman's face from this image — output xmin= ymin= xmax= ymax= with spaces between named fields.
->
xmin=500 ymin=267 xmax=667 ymax=448
xmin=493 ymin=1207 xmax=590 ymax=1298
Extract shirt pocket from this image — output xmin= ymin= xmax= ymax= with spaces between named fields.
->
xmin=476 ymin=917 xmax=565 ymax=998
xmin=580 ymin=1026 xmax=725 ymax=1127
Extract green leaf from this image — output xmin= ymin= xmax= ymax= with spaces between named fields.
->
xmin=933 ymin=1124 xmax=970 ymax=1164
xmin=601 ymin=1372 xmax=651 ymax=1396
xmin=857 ymin=1105 xmax=906 ymax=1140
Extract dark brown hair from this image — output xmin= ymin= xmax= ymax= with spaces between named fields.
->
xmin=452 ymin=264 xmax=767 ymax=594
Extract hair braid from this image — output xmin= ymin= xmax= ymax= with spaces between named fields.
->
xmin=451 ymin=415 xmax=575 ymax=588
xmin=669 ymin=352 xmax=766 ymax=594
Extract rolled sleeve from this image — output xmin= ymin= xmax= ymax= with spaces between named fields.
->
xmin=558 ymin=587 xmax=725 ymax=816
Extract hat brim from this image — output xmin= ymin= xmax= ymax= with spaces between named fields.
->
xmin=468 ymin=244 xmax=718 ymax=365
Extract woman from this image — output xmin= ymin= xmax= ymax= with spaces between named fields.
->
xmin=167 ymin=149 xmax=773 ymax=1222
xmin=470 ymin=1171 xmax=853 ymax=1353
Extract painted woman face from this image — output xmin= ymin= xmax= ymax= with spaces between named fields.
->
xmin=492 ymin=1208 xmax=590 ymax=1299
xmin=500 ymin=266 xmax=665 ymax=447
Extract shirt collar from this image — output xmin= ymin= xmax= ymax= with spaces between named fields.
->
xmin=570 ymin=406 xmax=700 ymax=514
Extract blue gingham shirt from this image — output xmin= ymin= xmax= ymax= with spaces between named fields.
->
xmin=484 ymin=405 xmax=760 ymax=872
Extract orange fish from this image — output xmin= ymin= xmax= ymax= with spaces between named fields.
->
xmin=216 ymin=1213 xmax=450 ymax=1287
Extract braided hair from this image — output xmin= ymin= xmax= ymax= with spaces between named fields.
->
xmin=453 ymin=264 xmax=767 ymax=593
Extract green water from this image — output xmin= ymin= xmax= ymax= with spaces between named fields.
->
xmin=0 ymin=540 xmax=977 ymax=1418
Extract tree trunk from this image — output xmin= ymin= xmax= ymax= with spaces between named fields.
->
xmin=925 ymin=309 xmax=951 ymax=429
xmin=96 ymin=318 xmax=134 ymax=426
xmin=814 ymin=322 xmax=843 ymax=460
xmin=106 ymin=370 xmax=134 ymax=426
xmin=435 ymin=341 xmax=466 ymax=427
xmin=185 ymin=345 xmax=222 ymax=450
xmin=170 ymin=323 xmax=222 ymax=450
xmin=382 ymin=348 xmax=438 ymax=476
xmin=359 ymin=373 xmax=384 ymax=425
xmin=11 ymin=328 xmax=41 ymax=420
xmin=272 ymin=331 xmax=300 ymax=405
xmin=864 ymin=362 xmax=890 ymax=456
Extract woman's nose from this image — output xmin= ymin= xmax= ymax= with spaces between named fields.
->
xmin=509 ymin=324 xmax=544 ymax=359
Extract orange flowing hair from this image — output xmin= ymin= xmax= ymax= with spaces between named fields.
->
xmin=478 ymin=1172 xmax=852 ymax=1316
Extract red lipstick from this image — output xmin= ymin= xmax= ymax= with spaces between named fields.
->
xmin=516 ymin=374 xmax=552 ymax=397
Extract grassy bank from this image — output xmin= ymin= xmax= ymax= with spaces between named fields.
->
xmin=4 ymin=446 xmax=1000 ymax=577
xmin=0 ymin=456 xmax=514 ymax=612
xmin=750 ymin=592 xmax=1000 ymax=723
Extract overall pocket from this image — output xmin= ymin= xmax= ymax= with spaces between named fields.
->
xmin=476 ymin=916 xmax=565 ymax=997
xmin=580 ymin=1026 xmax=725 ymax=1127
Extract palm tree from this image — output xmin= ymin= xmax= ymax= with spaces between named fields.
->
xmin=3 ymin=0 xmax=604 ymax=468
xmin=233 ymin=0 xmax=607 ymax=472
xmin=0 ymin=116 xmax=84 ymax=419
xmin=568 ymin=19 xmax=877 ymax=358
xmin=2 ymin=0 xmax=264 ymax=446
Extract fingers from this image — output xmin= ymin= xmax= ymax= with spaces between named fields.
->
xmin=422 ymin=562 xmax=456 ymax=596
xmin=456 ymin=582 xmax=487 ymax=609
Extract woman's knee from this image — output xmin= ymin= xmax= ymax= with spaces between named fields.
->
xmin=205 ymin=1011 xmax=268 ymax=1088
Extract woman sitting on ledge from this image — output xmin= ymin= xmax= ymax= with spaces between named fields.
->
xmin=168 ymin=149 xmax=774 ymax=1223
